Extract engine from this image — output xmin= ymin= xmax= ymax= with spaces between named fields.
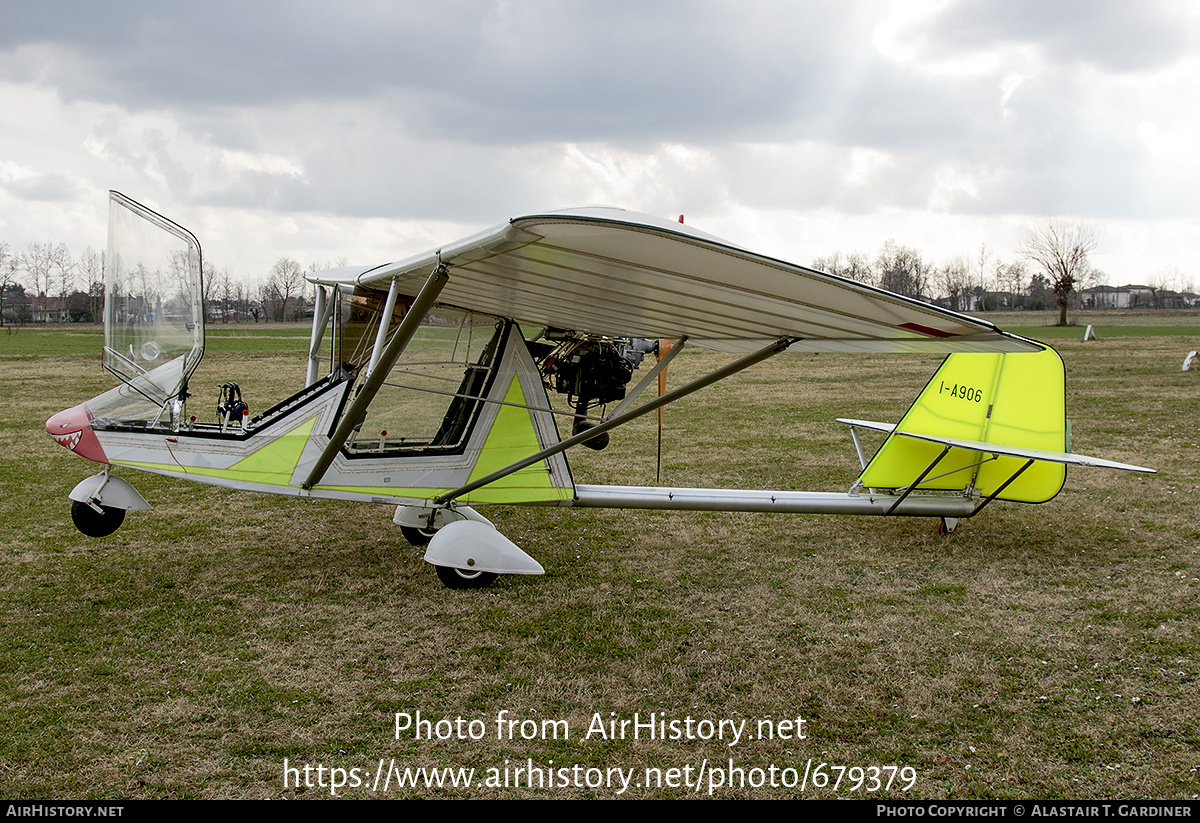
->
xmin=533 ymin=331 xmax=657 ymax=450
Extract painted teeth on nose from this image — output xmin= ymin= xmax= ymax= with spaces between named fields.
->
xmin=53 ymin=431 xmax=82 ymax=451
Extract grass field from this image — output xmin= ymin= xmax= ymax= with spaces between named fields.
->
xmin=1 ymin=311 xmax=1198 ymax=799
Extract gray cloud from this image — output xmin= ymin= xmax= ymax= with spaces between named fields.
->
xmin=0 ymin=2 xmax=955 ymax=147
xmin=3 ymin=171 xmax=84 ymax=202
xmin=924 ymin=0 xmax=1192 ymax=72
xmin=0 ymin=0 xmax=1195 ymax=281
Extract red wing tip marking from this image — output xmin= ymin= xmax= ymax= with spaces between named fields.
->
xmin=898 ymin=322 xmax=956 ymax=339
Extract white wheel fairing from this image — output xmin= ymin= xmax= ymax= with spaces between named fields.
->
xmin=68 ymin=473 xmax=152 ymax=511
xmin=423 ymin=520 xmax=544 ymax=576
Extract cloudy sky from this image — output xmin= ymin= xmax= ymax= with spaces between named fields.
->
xmin=1 ymin=0 xmax=1197 ymax=289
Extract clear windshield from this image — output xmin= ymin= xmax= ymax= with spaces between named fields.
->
xmin=103 ymin=192 xmax=204 ymax=405
xmin=87 ymin=356 xmax=189 ymax=427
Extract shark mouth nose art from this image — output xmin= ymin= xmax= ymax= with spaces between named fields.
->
xmin=46 ymin=404 xmax=107 ymax=464
xmin=52 ymin=429 xmax=83 ymax=451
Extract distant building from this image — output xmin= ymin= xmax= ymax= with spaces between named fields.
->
xmin=27 ymin=295 xmax=67 ymax=323
xmin=1077 ymin=284 xmax=1194 ymax=309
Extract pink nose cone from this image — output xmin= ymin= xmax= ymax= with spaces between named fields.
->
xmin=46 ymin=404 xmax=108 ymax=464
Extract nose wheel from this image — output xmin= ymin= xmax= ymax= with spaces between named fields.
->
xmin=71 ymin=500 xmax=126 ymax=537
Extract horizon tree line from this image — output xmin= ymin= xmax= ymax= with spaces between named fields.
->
xmin=0 ymin=239 xmax=344 ymax=327
xmin=2 ymin=218 xmax=1192 ymax=328
xmin=812 ymin=218 xmax=1194 ymax=326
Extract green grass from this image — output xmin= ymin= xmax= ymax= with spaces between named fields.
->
xmin=1 ymin=313 xmax=1199 ymax=798
xmin=981 ymin=309 xmax=1200 ymax=340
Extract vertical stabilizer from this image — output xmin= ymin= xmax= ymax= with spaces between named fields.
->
xmin=858 ymin=347 xmax=1067 ymax=503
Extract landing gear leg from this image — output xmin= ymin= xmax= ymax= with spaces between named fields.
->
xmin=938 ymin=517 xmax=959 ymax=535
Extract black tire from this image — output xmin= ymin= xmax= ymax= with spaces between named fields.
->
xmin=400 ymin=525 xmax=437 ymax=547
xmin=71 ymin=500 xmax=126 ymax=537
xmin=434 ymin=565 xmax=499 ymax=590
xmin=572 ymin=419 xmax=610 ymax=451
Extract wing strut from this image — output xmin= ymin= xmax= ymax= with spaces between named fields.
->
xmin=306 ymin=286 xmax=335 ymax=386
xmin=365 ymin=277 xmax=402 ymax=380
xmin=302 ymin=264 xmax=450 ymax=490
xmin=434 ymin=336 xmax=799 ymax=505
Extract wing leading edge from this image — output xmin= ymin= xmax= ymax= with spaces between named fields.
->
xmin=308 ymin=207 xmax=1041 ymax=354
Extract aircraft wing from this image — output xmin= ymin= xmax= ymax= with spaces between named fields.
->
xmin=309 ymin=206 xmax=1040 ymax=354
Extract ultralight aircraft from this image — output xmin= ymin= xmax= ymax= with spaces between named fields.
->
xmin=46 ymin=193 xmax=1154 ymax=588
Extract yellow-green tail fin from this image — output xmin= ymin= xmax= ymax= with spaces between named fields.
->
xmin=858 ymin=347 xmax=1067 ymax=503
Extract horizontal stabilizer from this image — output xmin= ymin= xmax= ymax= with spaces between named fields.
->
xmin=836 ymin=418 xmax=896 ymax=435
xmin=866 ymin=426 xmax=1155 ymax=474
xmin=839 ymin=416 xmax=1153 ymax=474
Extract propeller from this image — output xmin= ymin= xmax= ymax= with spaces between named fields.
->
xmin=656 ymin=337 xmax=670 ymax=484
xmin=656 ymin=214 xmax=685 ymax=484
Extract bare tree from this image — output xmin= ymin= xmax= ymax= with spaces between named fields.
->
xmin=1149 ymin=264 xmax=1182 ymax=294
xmin=309 ymin=256 xmax=348 ymax=273
xmin=232 ymin=279 xmax=252 ymax=323
xmin=268 ymin=257 xmax=305 ymax=321
xmin=21 ymin=242 xmax=54 ymax=300
xmin=814 ymin=251 xmax=877 ymax=286
xmin=876 ymin=240 xmax=929 ymax=300
xmin=1020 ymin=219 xmax=1098 ymax=326
xmin=205 ymin=265 xmax=232 ymax=322
xmin=0 ymin=242 xmax=18 ymax=326
xmin=976 ymin=243 xmax=994 ymax=295
xmin=938 ymin=257 xmax=972 ymax=312
xmin=51 ymin=243 xmax=74 ymax=315
xmin=78 ymin=246 xmax=104 ymax=323
xmin=995 ymin=260 xmax=1027 ymax=309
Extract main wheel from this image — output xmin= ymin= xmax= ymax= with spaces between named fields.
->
xmin=434 ymin=565 xmax=499 ymax=590
xmin=71 ymin=500 xmax=126 ymax=537
xmin=400 ymin=525 xmax=438 ymax=547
